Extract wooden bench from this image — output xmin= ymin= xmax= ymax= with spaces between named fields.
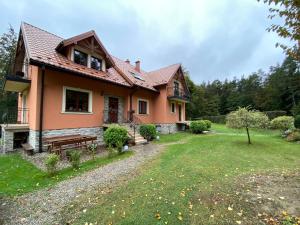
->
xmin=22 ymin=143 xmax=34 ymax=155
xmin=46 ymin=135 xmax=97 ymax=158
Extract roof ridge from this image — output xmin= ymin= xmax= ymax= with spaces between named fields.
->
xmin=22 ymin=22 xmax=64 ymax=40
xmin=148 ymin=63 xmax=181 ymax=74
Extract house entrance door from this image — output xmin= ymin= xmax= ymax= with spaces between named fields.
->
xmin=108 ymin=97 xmax=119 ymax=123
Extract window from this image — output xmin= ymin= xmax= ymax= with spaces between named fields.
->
xmin=171 ymin=102 xmax=176 ymax=113
xmin=74 ymin=49 xmax=88 ymax=66
xmin=63 ymin=87 xmax=92 ymax=113
xmin=174 ymin=81 xmax=180 ymax=96
xmin=91 ymin=56 xmax=102 ymax=71
xmin=130 ymin=71 xmax=144 ymax=81
xmin=138 ymin=99 xmax=148 ymax=114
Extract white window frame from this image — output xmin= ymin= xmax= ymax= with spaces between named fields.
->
xmin=62 ymin=86 xmax=93 ymax=114
xmin=71 ymin=46 xmax=106 ymax=71
xmin=137 ymin=98 xmax=149 ymax=115
xmin=170 ymin=102 xmax=176 ymax=113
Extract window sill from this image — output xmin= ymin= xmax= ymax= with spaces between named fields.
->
xmin=61 ymin=111 xmax=93 ymax=115
xmin=137 ymin=113 xmax=149 ymax=116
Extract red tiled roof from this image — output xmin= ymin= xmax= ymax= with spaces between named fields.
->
xmin=21 ymin=22 xmax=182 ymax=91
xmin=148 ymin=63 xmax=181 ymax=86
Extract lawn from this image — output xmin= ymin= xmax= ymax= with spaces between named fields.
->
xmin=65 ymin=124 xmax=300 ymax=225
xmin=0 ymin=151 xmax=133 ymax=196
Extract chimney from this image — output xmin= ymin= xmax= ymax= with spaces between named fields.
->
xmin=135 ymin=60 xmax=140 ymax=72
xmin=125 ymin=59 xmax=130 ymax=64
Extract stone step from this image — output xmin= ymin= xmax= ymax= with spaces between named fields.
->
xmin=135 ymin=139 xmax=147 ymax=145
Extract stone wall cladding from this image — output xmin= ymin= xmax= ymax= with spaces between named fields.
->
xmin=104 ymin=95 xmax=125 ymax=123
xmin=156 ymin=123 xmax=179 ymax=134
xmin=1 ymin=126 xmax=14 ymax=154
xmin=29 ymin=127 xmax=104 ymax=152
xmin=29 ymin=130 xmax=39 ymax=152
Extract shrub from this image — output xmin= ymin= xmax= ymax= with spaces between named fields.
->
xmin=203 ymin=120 xmax=212 ymax=129
xmin=45 ymin=154 xmax=59 ymax=175
xmin=270 ymin=116 xmax=294 ymax=131
xmin=286 ymin=130 xmax=300 ymax=142
xmin=190 ymin=120 xmax=207 ymax=134
xmin=197 ymin=115 xmax=226 ymax=124
xmin=264 ymin=111 xmax=286 ymax=120
xmin=294 ymin=115 xmax=300 ymax=129
xmin=139 ymin=124 xmax=156 ymax=141
xmin=88 ymin=143 xmax=98 ymax=160
xmin=69 ymin=150 xmax=81 ymax=169
xmin=103 ymin=125 xmax=128 ymax=148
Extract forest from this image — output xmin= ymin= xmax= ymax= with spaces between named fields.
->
xmin=185 ymin=56 xmax=300 ymax=120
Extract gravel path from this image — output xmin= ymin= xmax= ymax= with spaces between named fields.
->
xmin=1 ymin=142 xmax=168 ymax=225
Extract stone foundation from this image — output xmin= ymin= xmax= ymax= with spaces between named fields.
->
xmin=1 ymin=126 xmax=14 ymax=154
xmin=1 ymin=125 xmax=29 ymax=154
xmin=155 ymin=123 xmax=179 ymax=134
xmin=29 ymin=127 xmax=104 ymax=152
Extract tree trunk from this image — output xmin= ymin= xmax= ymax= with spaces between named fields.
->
xmin=246 ymin=127 xmax=251 ymax=144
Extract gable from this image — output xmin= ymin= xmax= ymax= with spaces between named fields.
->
xmin=167 ymin=67 xmax=189 ymax=93
xmin=56 ymin=31 xmax=115 ymax=68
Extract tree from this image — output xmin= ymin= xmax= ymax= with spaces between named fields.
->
xmin=226 ymin=107 xmax=270 ymax=144
xmin=259 ymin=0 xmax=300 ymax=60
xmin=0 ymin=25 xmax=18 ymax=111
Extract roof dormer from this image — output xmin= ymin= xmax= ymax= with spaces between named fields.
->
xmin=56 ymin=30 xmax=115 ymax=71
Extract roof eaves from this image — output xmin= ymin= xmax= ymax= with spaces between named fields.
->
xmin=29 ymin=58 xmax=132 ymax=88
xmin=20 ymin=22 xmax=31 ymax=60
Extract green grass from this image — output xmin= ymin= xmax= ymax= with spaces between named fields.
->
xmin=68 ymin=124 xmax=300 ymax=225
xmin=0 ymin=151 xmax=133 ymax=196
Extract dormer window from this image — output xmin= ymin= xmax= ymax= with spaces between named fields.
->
xmin=91 ymin=56 xmax=102 ymax=71
xmin=74 ymin=49 xmax=88 ymax=66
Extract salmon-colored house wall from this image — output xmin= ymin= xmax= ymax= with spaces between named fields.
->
xmin=22 ymin=69 xmax=187 ymax=131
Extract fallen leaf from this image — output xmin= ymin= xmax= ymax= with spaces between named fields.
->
xmin=155 ymin=212 xmax=161 ymax=220
xmin=236 ymin=221 xmax=241 ymax=224
xmin=228 ymin=207 xmax=233 ymax=211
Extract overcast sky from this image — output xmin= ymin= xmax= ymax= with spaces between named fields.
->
xmin=0 ymin=0 xmax=289 ymax=83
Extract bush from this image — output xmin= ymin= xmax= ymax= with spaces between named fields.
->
xmin=139 ymin=124 xmax=156 ymax=141
xmin=294 ymin=115 xmax=300 ymax=129
xmin=286 ymin=130 xmax=300 ymax=142
xmin=270 ymin=116 xmax=294 ymax=131
xmin=88 ymin=143 xmax=98 ymax=160
xmin=197 ymin=115 xmax=226 ymax=124
xmin=190 ymin=120 xmax=207 ymax=134
xmin=264 ymin=111 xmax=286 ymax=120
xmin=103 ymin=125 xmax=128 ymax=148
xmin=69 ymin=150 xmax=81 ymax=169
xmin=203 ymin=120 xmax=212 ymax=129
xmin=45 ymin=154 xmax=59 ymax=175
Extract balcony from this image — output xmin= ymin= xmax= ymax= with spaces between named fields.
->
xmin=0 ymin=108 xmax=29 ymax=125
xmin=3 ymin=72 xmax=31 ymax=92
xmin=167 ymin=86 xmax=190 ymax=102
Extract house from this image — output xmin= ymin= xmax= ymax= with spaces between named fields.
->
xmin=1 ymin=22 xmax=190 ymax=153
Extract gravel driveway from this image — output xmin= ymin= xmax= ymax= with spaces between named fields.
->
xmin=1 ymin=142 xmax=167 ymax=225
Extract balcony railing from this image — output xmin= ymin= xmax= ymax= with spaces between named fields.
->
xmin=167 ymin=86 xmax=190 ymax=101
xmin=0 ymin=108 xmax=29 ymax=124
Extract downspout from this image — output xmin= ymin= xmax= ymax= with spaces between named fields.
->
xmin=129 ymin=93 xmax=133 ymax=122
xmin=38 ymin=65 xmax=45 ymax=152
